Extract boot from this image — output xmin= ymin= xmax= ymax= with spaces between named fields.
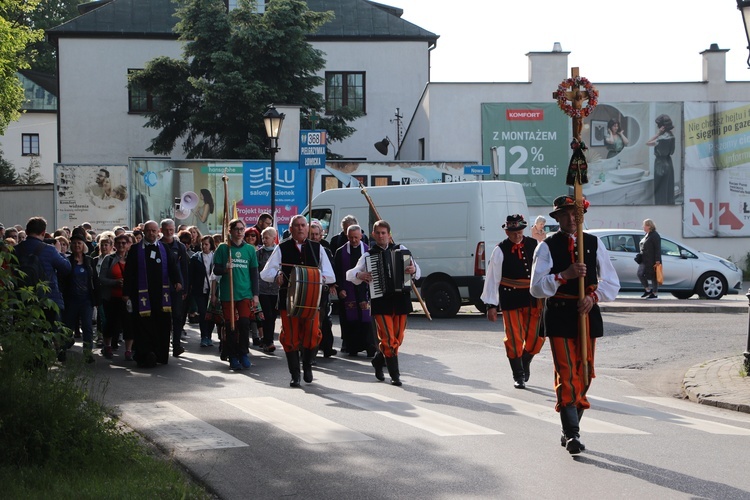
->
xmin=509 ymin=357 xmax=525 ymax=389
xmin=371 ymin=351 xmax=385 ymax=381
xmin=521 ymin=351 xmax=534 ymax=382
xmin=559 ymin=408 xmax=587 ymax=451
xmin=286 ymin=351 xmax=301 ymax=387
xmin=385 ymin=355 xmax=402 ymax=386
xmin=302 ymin=348 xmax=314 ymax=383
xmin=559 ymin=405 xmax=583 ymax=455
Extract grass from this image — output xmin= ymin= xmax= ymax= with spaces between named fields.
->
xmin=0 ymin=364 xmax=214 ymax=500
xmin=0 ymin=442 xmax=213 ymax=499
xmin=0 ymin=250 xmax=212 ymax=498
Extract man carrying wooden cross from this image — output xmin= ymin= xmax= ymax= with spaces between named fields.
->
xmin=530 ymin=197 xmax=619 ymax=455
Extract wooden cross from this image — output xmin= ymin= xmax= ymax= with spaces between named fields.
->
xmin=552 ymin=67 xmax=592 ymax=142
xmin=309 ymin=111 xmax=320 ymax=130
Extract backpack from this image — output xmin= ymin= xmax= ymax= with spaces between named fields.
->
xmin=16 ymin=243 xmax=47 ymax=289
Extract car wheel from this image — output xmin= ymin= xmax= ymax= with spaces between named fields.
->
xmin=670 ymin=291 xmax=694 ymax=300
xmin=423 ymin=280 xmax=461 ymax=318
xmin=696 ymin=272 xmax=727 ymax=300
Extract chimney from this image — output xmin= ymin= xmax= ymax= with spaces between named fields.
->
xmin=701 ymin=43 xmax=729 ymax=83
xmin=527 ymin=43 xmax=569 ymax=83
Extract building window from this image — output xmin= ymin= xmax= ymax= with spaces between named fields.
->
xmin=325 ymin=72 xmax=365 ymax=114
xmin=22 ymin=134 xmax=39 ymax=156
xmin=128 ymin=69 xmax=158 ymax=113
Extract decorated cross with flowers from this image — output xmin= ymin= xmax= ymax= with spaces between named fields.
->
xmin=553 ymin=67 xmax=599 ymax=142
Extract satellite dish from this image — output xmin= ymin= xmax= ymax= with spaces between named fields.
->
xmin=174 ymin=207 xmax=192 ymax=220
xmin=180 ymin=191 xmax=199 ymax=211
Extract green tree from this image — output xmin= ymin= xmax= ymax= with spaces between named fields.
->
xmin=17 ymin=156 xmax=42 ymax=184
xmin=24 ymin=0 xmax=82 ymax=74
xmin=0 ymin=0 xmax=44 ymax=134
xmin=0 ymin=147 xmax=18 ymax=184
xmin=131 ymin=0 xmax=359 ymax=159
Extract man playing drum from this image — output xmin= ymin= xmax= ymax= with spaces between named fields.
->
xmin=260 ymin=215 xmax=335 ymax=387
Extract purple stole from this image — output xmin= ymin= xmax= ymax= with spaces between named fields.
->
xmin=137 ymin=241 xmax=172 ymax=316
xmin=341 ymin=242 xmax=371 ymax=323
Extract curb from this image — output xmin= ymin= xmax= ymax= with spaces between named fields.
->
xmin=682 ymin=356 xmax=750 ymax=414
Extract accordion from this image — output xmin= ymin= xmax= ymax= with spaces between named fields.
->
xmin=365 ymin=248 xmax=412 ymax=299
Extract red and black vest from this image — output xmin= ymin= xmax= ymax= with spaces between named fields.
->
xmin=543 ymin=231 xmax=603 ymax=339
xmin=498 ymin=236 xmax=536 ymax=311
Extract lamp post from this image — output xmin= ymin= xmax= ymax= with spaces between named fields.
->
xmin=737 ymin=1 xmax=750 ymax=371
xmin=263 ymin=104 xmax=285 ymax=224
xmin=737 ymin=0 xmax=750 ymax=67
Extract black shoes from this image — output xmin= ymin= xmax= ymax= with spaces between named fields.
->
xmin=560 ymin=432 xmax=586 ymax=452
xmin=286 ymin=351 xmax=301 ymax=387
xmin=521 ymin=352 xmax=533 ymax=383
xmin=372 ymin=352 xmax=385 ymax=381
xmin=173 ymin=346 xmax=185 ymax=357
xmin=385 ymin=356 xmax=402 ymax=386
xmin=565 ymin=436 xmax=583 ymax=455
xmin=302 ymin=349 xmax=314 ymax=383
xmin=640 ymin=291 xmax=651 ymax=298
xmin=323 ymin=349 xmax=337 ymax=358
xmin=509 ymin=357 xmax=526 ymax=389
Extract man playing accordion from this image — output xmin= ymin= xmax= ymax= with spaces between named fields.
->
xmin=346 ymin=220 xmax=420 ymax=386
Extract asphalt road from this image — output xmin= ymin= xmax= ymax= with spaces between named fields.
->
xmin=87 ymin=305 xmax=750 ymax=500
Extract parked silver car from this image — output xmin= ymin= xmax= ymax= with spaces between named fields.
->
xmin=588 ymin=229 xmax=742 ymax=299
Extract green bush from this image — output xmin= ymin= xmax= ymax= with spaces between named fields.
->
xmin=0 ymin=245 xmax=212 ymax=497
xmin=0 ymin=244 xmax=112 ymax=467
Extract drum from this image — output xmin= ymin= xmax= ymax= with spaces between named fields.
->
xmin=287 ymin=266 xmax=323 ymax=319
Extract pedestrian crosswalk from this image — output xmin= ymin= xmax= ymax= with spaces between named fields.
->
xmin=328 ymin=393 xmax=502 ymax=436
xmin=223 ymin=397 xmax=373 ymax=444
xmin=119 ymin=401 xmax=248 ymax=451
xmin=454 ymin=393 xmax=648 ymax=435
xmin=118 ymin=392 xmax=750 ymax=452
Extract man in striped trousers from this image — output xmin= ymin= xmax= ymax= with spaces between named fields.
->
xmin=530 ymin=196 xmax=619 ymax=455
xmin=481 ymin=214 xmax=544 ymax=390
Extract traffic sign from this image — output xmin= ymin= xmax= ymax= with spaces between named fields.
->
xmin=299 ymin=130 xmax=327 ymax=169
xmin=464 ymin=165 xmax=491 ymax=175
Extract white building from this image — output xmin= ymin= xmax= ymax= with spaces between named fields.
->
xmin=47 ymin=0 xmax=438 ymax=164
xmin=0 ymin=71 xmax=58 ymax=183
xmin=399 ymin=45 xmax=750 ymax=263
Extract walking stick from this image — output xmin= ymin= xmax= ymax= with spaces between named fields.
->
xmin=359 ymin=185 xmax=432 ymax=321
xmin=222 ymin=175 xmax=237 ymax=353
xmin=553 ymin=68 xmax=599 ymax=386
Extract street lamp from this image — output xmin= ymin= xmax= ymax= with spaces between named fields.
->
xmin=263 ymin=104 xmax=285 ymax=223
xmin=737 ymin=0 xmax=750 ymax=67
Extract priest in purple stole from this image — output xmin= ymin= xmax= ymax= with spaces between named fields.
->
xmin=123 ymin=220 xmax=183 ymax=367
xmin=334 ymin=224 xmax=375 ymax=357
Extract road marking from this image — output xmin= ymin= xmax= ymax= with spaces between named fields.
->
xmin=591 ymin=396 xmax=750 ymax=436
xmin=222 ymin=397 xmax=374 ymax=444
xmin=119 ymin=401 xmax=248 ymax=451
xmin=628 ymin=396 xmax=750 ymax=423
xmin=329 ymin=393 xmax=502 ymax=436
xmin=455 ymin=393 xmax=648 ymax=435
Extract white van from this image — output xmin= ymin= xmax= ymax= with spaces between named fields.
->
xmin=305 ymin=181 xmax=529 ymax=318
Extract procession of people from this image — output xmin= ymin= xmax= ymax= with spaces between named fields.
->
xmin=6 ymin=193 xmax=620 ymax=455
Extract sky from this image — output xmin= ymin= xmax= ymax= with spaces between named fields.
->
xmin=395 ymin=0 xmax=750 ymax=84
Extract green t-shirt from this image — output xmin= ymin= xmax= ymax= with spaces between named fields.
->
xmin=214 ymin=241 xmax=258 ymax=301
